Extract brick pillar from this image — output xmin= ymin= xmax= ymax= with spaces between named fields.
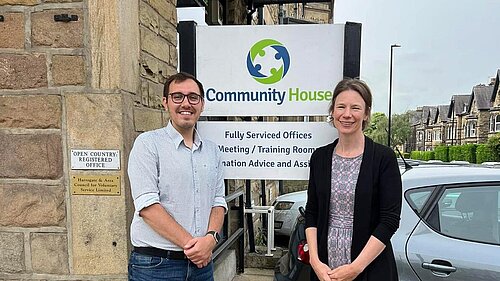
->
xmin=0 ymin=0 xmax=178 ymax=279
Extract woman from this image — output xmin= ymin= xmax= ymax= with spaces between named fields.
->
xmin=305 ymin=78 xmax=402 ymax=281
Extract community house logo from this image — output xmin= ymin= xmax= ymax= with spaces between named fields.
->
xmin=246 ymin=39 xmax=290 ymax=85
xmin=204 ymin=38 xmax=332 ymax=106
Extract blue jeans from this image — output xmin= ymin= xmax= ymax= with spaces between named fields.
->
xmin=128 ymin=251 xmax=214 ymax=281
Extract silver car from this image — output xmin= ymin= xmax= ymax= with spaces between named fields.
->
xmin=273 ymin=190 xmax=307 ymax=236
xmin=275 ymin=163 xmax=500 ymax=281
xmin=393 ymin=165 xmax=500 ymax=280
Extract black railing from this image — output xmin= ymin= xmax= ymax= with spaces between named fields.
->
xmin=213 ymin=187 xmax=245 ymax=273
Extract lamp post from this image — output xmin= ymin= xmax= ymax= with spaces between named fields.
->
xmin=387 ymin=44 xmax=401 ymax=147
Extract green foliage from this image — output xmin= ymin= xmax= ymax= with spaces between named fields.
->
xmin=365 ymin=111 xmax=412 ymax=148
xmin=365 ymin=112 xmax=388 ymax=145
xmin=410 ymin=151 xmax=424 ymax=160
xmin=434 ymin=145 xmax=449 ymax=162
xmin=461 ymin=144 xmax=477 ymax=163
xmin=476 ymin=144 xmax=498 ymax=163
xmin=423 ymin=151 xmax=435 ymax=161
xmin=448 ymin=146 xmax=462 ymax=161
xmin=403 ymin=152 xmax=410 ymax=159
xmin=391 ymin=112 xmax=412 ymax=147
xmin=487 ymin=133 xmax=500 ymax=161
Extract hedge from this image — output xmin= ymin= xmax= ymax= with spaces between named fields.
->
xmin=448 ymin=146 xmax=462 ymax=162
xmin=434 ymin=145 xmax=449 ymax=162
xmin=476 ymin=144 xmax=498 ymax=163
xmin=461 ymin=144 xmax=477 ymax=163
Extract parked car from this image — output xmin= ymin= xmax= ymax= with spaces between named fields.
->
xmin=273 ymin=190 xmax=307 ymax=236
xmin=274 ymin=164 xmax=500 ymax=281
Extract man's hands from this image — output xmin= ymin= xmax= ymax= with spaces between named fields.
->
xmin=183 ymin=235 xmax=217 ymax=268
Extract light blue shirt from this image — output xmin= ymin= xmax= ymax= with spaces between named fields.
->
xmin=128 ymin=122 xmax=227 ymax=251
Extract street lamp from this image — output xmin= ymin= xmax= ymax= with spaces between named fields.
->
xmin=387 ymin=44 xmax=401 ymax=147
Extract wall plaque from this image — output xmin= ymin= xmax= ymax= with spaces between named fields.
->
xmin=71 ymin=149 xmax=120 ymax=170
xmin=71 ymin=175 xmax=121 ymax=196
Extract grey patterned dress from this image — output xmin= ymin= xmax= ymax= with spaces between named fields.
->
xmin=327 ymin=152 xmax=363 ymax=269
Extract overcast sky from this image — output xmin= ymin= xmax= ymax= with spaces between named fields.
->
xmin=334 ymin=0 xmax=500 ymax=115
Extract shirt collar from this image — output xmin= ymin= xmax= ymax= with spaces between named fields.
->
xmin=165 ymin=121 xmax=203 ymax=150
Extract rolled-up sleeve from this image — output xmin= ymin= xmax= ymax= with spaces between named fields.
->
xmin=212 ymin=150 xmax=228 ymax=212
xmin=128 ymin=134 xmax=161 ymax=214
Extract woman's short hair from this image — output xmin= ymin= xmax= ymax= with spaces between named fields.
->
xmin=328 ymin=78 xmax=372 ymax=130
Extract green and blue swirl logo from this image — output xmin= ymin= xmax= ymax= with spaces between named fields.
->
xmin=246 ymin=39 xmax=290 ymax=84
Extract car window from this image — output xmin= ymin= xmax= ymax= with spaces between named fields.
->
xmin=406 ymin=186 xmax=435 ymax=214
xmin=428 ymin=185 xmax=500 ymax=245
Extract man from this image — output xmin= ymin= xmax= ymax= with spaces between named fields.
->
xmin=128 ymin=72 xmax=227 ymax=281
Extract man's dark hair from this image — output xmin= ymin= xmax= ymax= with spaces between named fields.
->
xmin=163 ymin=72 xmax=205 ymax=98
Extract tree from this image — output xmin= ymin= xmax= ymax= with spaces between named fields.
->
xmin=365 ymin=112 xmax=388 ymax=145
xmin=391 ymin=112 xmax=412 ymax=147
xmin=365 ymin=111 xmax=411 ymax=147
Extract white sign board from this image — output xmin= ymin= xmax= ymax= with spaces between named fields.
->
xmin=71 ymin=149 xmax=120 ymax=170
xmin=196 ymin=24 xmax=345 ymax=116
xmin=197 ymin=122 xmax=338 ymax=180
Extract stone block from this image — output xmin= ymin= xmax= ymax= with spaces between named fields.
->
xmin=133 ymin=106 xmax=163 ymax=132
xmin=71 ymin=195 xmax=128 ymax=275
xmin=0 ymin=95 xmax=61 ymax=129
xmin=140 ymin=78 xmax=149 ymax=106
xmin=158 ymin=18 xmax=176 ymax=45
xmin=169 ymin=44 xmax=177 ymax=67
xmin=139 ymin=52 xmax=159 ymax=82
xmin=0 ymin=13 xmax=24 ymax=49
xmin=52 ymin=55 xmax=85 ymax=86
xmin=139 ymin=1 xmax=159 ymax=34
xmin=147 ymin=80 xmax=163 ymax=109
xmin=140 ymin=26 xmax=169 ymax=63
xmin=0 ymin=133 xmax=63 ymax=179
xmin=148 ymin=0 xmax=173 ymax=20
xmin=31 ymin=9 xmax=83 ymax=48
xmin=65 ymin=94 xmax=123 ymax=149
xmin=0 ymin=54 xmax=47 ymax=89
xmin=0 ymin=0 xmax=37 ymax=4
xmin=31 ymin=233 xmax=69 ymax=274
xmin=0 ymin=232 xmax=25 ymax=273
xmin=0 ymin=183 xmax=65 ymax=227
xmin=44 ymin=0 xmax=82 ymax=2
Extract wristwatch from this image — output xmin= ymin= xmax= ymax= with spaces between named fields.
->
xmin=206 ymin=230 xmax=220 ymax=244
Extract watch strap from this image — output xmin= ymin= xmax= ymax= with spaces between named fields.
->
xmin=206 ymin=230 xmax=219 ymax=244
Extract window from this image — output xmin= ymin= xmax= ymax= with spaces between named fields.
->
xmin=427 ymin=185 xmax=500 ymax=245
xmin=465 ymin=120 xmax=477 ymax=138
xmin=406 ymin=187 xmax=435 ymax=214
xmin=447 ymin=125 xmax=455 ymax=140
xmin=434 ymin=130 xmax=441 ymax=141
xmin=493 ymin=115 xmax=500 ymax=132
xmin=417 ymin=131 xmax=423 ymax=141
xmin=426 ymin=131 xmax=432 ymax=141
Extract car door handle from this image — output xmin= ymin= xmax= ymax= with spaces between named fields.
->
xmin=422 ymin=262 xmax=457 ymax=276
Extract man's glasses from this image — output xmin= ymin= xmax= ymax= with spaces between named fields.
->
xmin=168 ymin=92 xmax=203 ymax=105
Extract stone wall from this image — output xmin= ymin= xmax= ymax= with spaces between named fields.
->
xmin=0 ymin=0 xmax=177 ymax=279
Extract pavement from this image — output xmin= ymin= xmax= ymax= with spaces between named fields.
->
xmin=232 ymin=268 xmax=274 ymax=281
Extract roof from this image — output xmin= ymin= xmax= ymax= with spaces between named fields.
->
xmin=402 ymin=165 xmax=500 ymax=190
xmin=437 ymin=105 xmax=449 ymax=122
xmin=409 ymin=109 xmax=422 ymax=126
xmin=422 ymin=106 xmax=437 ymax=125
xmin=468 ymin=84 xmax=494 ymax=112
xmin=448 ymin=94 xmax=470 ymax=117
xmin=491 ymin=69 xmax=499 ymax=103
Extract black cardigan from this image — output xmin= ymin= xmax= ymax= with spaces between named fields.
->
xmin=305 ymin=136 xmax=402 ymax=281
